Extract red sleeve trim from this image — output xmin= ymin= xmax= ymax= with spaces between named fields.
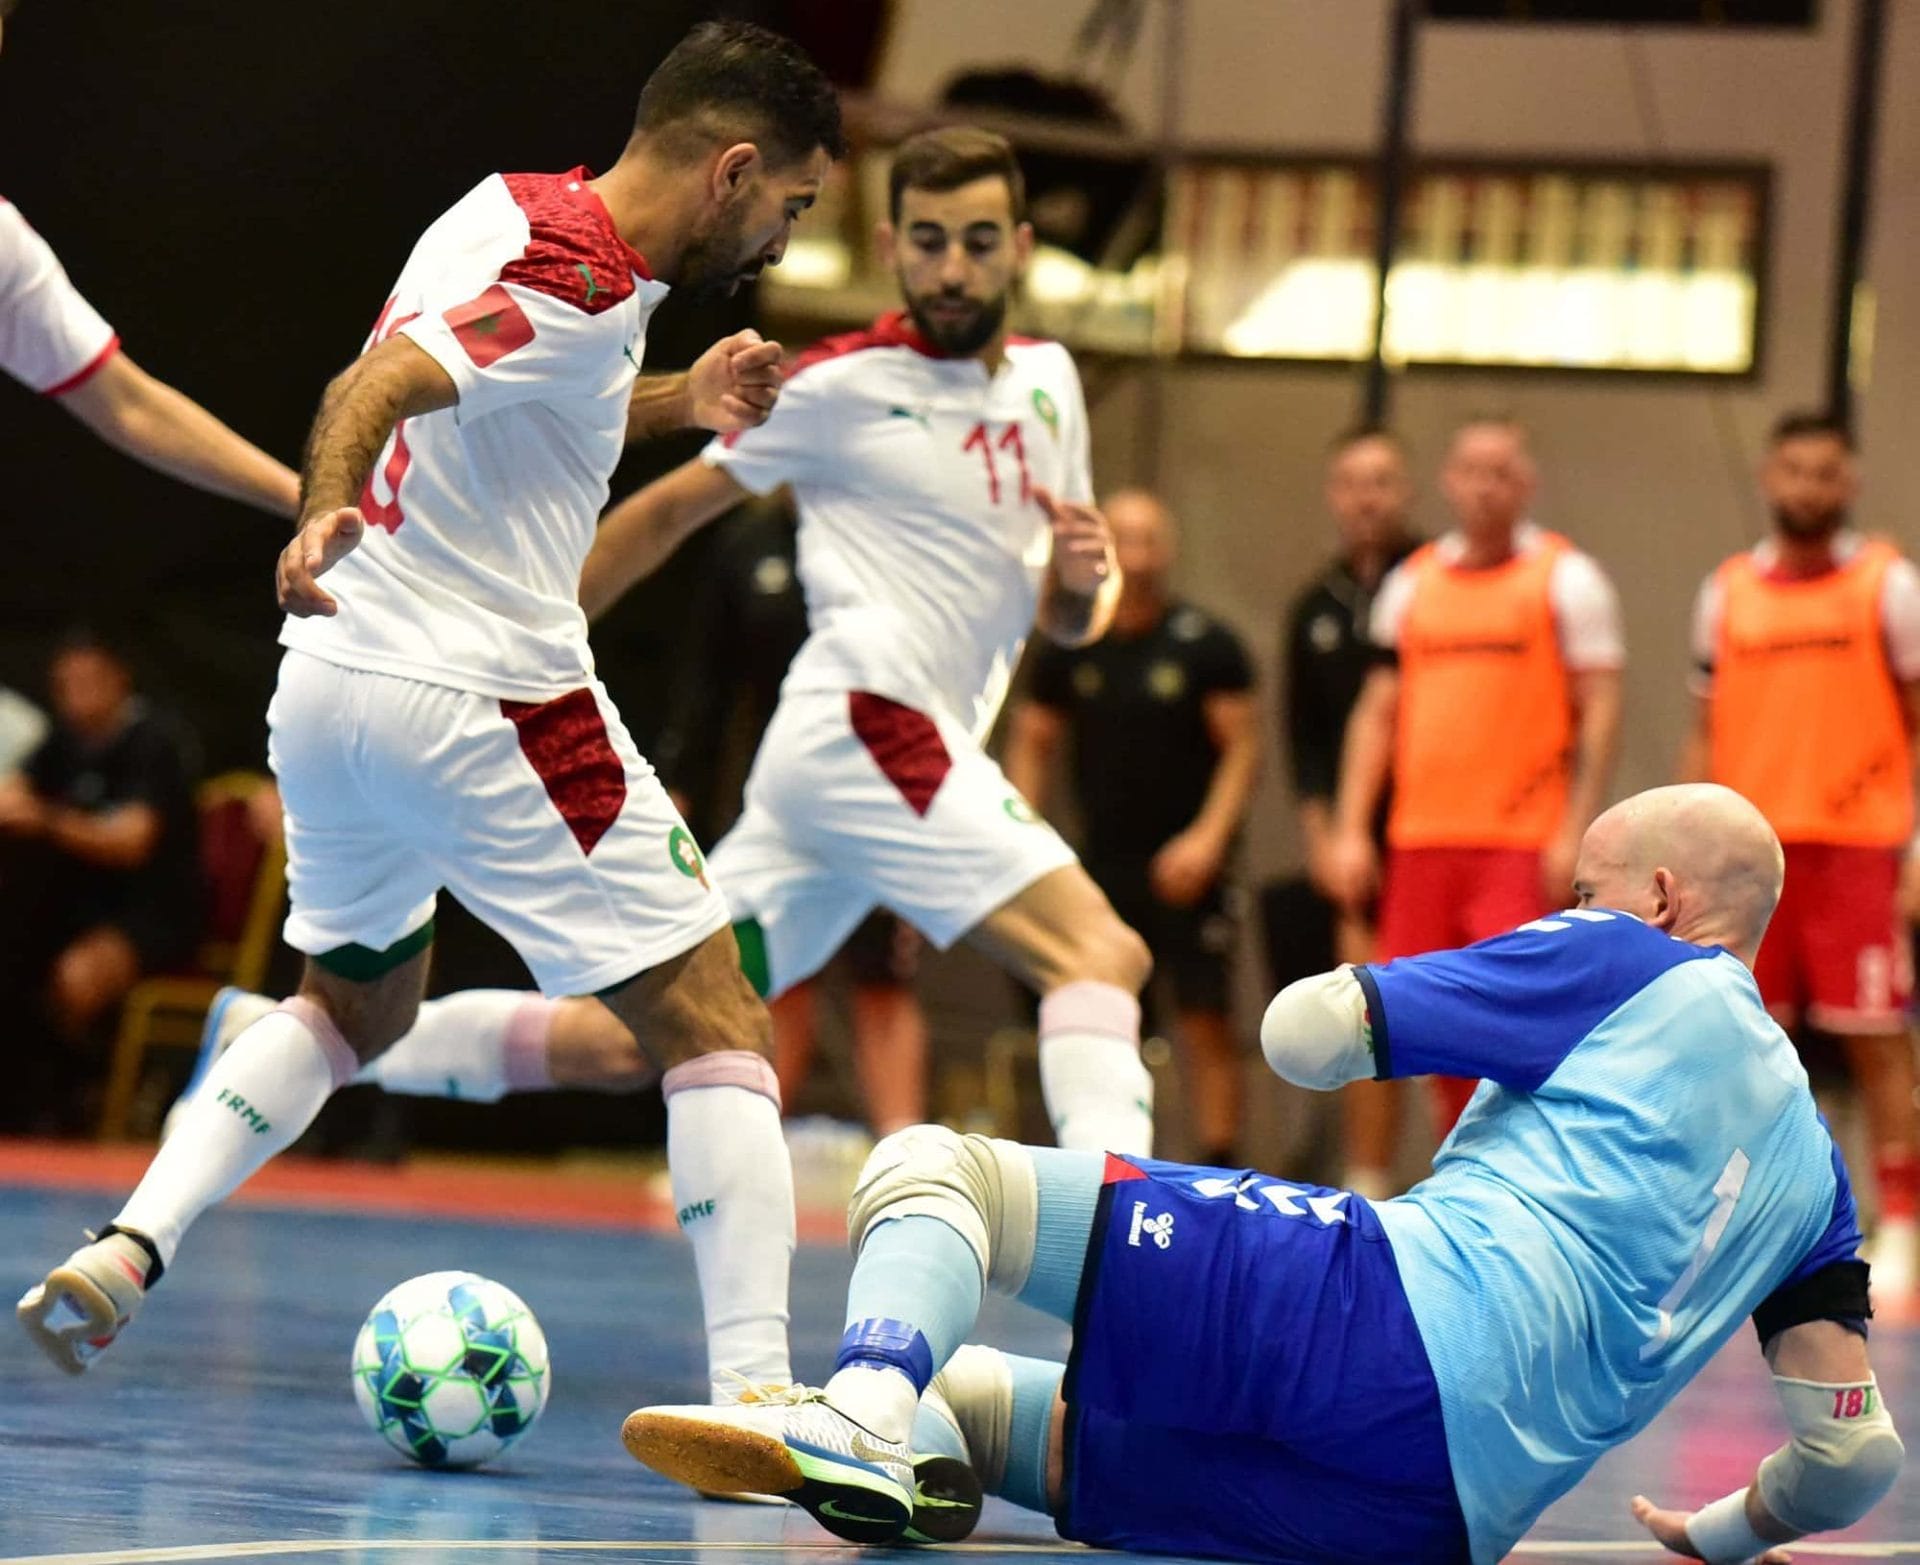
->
xmin=499 ymin=170 xmax=641 ymax=315
xmin=42 ymin=333 xmax=121 ymax=398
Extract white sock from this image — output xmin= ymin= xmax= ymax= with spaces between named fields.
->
xmin=823 ymin=1362 xmax=919 ymax=1444
xmin=662 ymin=1051 xmax=795 ymax=1401
xmin=354 ymin=991 xmax=555 ymax=1102
xmin=1037 ymin=981 xmax=1153 ymax=1155
xmin=115 ymin=999 xmax=357 ymax=1267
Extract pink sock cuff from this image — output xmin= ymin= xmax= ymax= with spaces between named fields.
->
xmin=661 ymin=1049 xmax=781 ymax=1109
xmin=504 ymin=998 xmax=559 ymax=1091
xmin=1038 ymin=980 xmax=1141 ymax=1042
xmin=277 ymin=997 xmax=360 ymax=1090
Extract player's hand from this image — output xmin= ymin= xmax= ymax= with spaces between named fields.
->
xmin=277 ymin=506 xmax=365 ymax=617
xmin=1322 ymin=825 xmax=1379 ymax=913
xmin=1036 ymin=487 xmax=1114 ymax=597
xmin=1151 ymin=825 xmax=1226 ymax=909
xmin=1629 ymin=1495 xmax=1792 ymax=1563
xmin=1540 ymin=822 xmax=1582 ymax=909
xmin=687 ymin=329 xmax=783 ymax=434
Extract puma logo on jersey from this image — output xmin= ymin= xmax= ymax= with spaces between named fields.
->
xmin=887 ymin=404 xmax=932 ymax=431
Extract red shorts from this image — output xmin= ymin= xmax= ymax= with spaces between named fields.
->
xmin=1375 ymin=846 xmax=1551 ymax=961
xmin=1376 ymin=847 xmax=1553 ymax=1135
xmin=1753 ymin=843 xmax=1910 ymax=1035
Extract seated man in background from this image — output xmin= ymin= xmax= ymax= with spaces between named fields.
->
xmin=0 ymin=631 xmax=199 ymax=1131
xmin=624 ymin=785 xmax=1902 ymax=1565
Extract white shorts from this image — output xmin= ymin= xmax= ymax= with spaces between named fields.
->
xmin=710 ymin=686 xmax=1077 ymax=995
xmin=269 ymin=651 xmax=729 ymax=996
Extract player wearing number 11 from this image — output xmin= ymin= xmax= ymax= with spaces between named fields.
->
xmin=575 ymin=126 xmax=1157 ymax=1165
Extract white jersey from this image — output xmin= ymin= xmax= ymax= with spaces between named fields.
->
xmin=705 ymin=311 xmax=1094 ymax=739
xmin=0 ymin=199 xmax=118 ymax=394
xmin=281 ymin=168 xmax=669 ymax=702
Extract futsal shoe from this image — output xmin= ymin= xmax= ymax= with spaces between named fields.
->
xmin=162 ymin=986 xmax=276 ymax=1141
xmin=905 ymin=1384 xmax=985 ymax=1544
xmin=622 ymin=1385 xmax=914 ymax=1544
xmin=16 ymin=1228 xmax=158 ymax=1375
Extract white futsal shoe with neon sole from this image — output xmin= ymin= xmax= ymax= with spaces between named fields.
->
xmin=623 ymin=1384 xmax=914 ymax=1544
xmin=17 ymin=1227 xmax=159 ymax=1374
xmin=162 ymin=986 xmax=276 ymax=1141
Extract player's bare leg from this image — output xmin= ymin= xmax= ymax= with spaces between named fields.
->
xmin=770 ymin=981 xmax=820 ymax=1108
xmin=600 ymin=926 xmax=795 ymax=1399
xmin=20 ymin=944 xmax=429 ymax=1372
xmin=851 ymin=982 xmax=928 ymax=1137
xmin=967 ymin=863 xmax=1155 ymax=1153
xmin=1836 ymin=1027 xmax=1920 ymax=1291
xmin=1178 ymin=1007 xmax=1240 ymax=1165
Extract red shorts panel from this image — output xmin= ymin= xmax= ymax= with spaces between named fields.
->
xmin=1754 ymin=843 xmax=1910 ymax=1034
xmin=1375 ymin=847 xmax=1551 ymax=1138
xmin=1375 ymin=847 xmax=1551 ymax=961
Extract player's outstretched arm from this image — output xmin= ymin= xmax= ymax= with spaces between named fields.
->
xmin=625 ymin=330 xmax=783 ymax=442
xmin=1633 ymin=1317 xmax=1903 ymax=1563
xmin=1035 ymin=486 xmax=1120 ymax=647
xmin=579 ymin=460 xmax=750 ymax=623
xmin=56 ymin=352 xmax=301 ymax=519
xmin=1259 ymin=967 xmax=1375 ymax=1091
xmin=278 ymin=335 xmax=456 ymax=617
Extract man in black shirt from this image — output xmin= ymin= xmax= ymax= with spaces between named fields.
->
xmin=0 ymin=632 xmax=199 ymax=1128
xmin=656 ymin=496 xmax=927 ymax=1136
xmin=1006 ymin=490 xmax=1259 ymax=1165
xmin=1279 ymin=426 xmax=1417 ymax=1195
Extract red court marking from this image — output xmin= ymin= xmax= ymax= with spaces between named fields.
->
xmin=0 ymin=1139 xmax=847 ymax=1243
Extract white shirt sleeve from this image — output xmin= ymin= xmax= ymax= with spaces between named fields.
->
xmin=1689 ymin=572 xmax=1724 ymax=694
xmin=0 ymin=202 xmax=117 ymax=394
xmin=400 ymin=277 xmax=627 ymax=424
xmin=701 ymin=361 xmax=830 ymax=496
xmin=1881 ymin=557 xmax=1920 ymax=684
xmin=1058 ymin=350 xmax=1094 ymax=505
xmin=1550 ymin=550 xmax=1627 ymax=671
xmin=1368 ymin=560 xmax=1416 ymax=650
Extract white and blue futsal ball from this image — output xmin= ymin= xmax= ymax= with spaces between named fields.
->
xmin=352 ymin=1270 xmax=551 ymax=1468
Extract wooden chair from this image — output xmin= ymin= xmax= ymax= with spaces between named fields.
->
xmin=96 ymin=770 xmax=286 ymax=1141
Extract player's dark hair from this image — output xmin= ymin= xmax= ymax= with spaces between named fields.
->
xmin=635 ymin=21 xmax=846 ymax=169
xmin=50 ymin=625 xmax=133 ymax=677
xmin=1328 ymin=422 xmax=1407 ymax=459
xmin=1769 ymin=409 xmax=1854 ymax=451
xmin=888 ymin=127 xmax=1028 ymax=225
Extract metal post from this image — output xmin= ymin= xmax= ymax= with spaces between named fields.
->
xmin=1141 ymin=0 xmax=1186 ymax=489
xmin=1363 ymin=0 xmax=1422 ymax=427
xmin=1827 ymin=0 xmax=1888 ymax=433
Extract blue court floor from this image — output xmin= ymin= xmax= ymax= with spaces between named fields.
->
xmin=2 ymin=1168 xmax=1916 ymax=1565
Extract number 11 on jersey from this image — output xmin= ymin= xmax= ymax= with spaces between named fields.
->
xmin=963 ymin=420 xmax=1030 ymax=506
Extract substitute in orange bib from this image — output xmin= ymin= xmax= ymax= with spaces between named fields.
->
xmin=1683 ymin=410 xmax=1920 ymax=1296
xmin=1325 ymin=416 xmax=1624 ymax=1140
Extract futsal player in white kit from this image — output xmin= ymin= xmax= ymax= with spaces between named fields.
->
xmin=18 ymin=22 xmax=844 ymax=1408
xmin=211 ymin=127 xmax=1160 ymax=1178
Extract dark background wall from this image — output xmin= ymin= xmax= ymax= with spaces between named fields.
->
xmin=0 ymin=0 xmax=797 ymax=774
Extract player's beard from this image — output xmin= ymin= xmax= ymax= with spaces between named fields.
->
xmin=679 ymin=206 xmax=762 ymax=305
xmin=1773 ymin=503 xmax=1846 ymax=541
xmin=903 ymin=286 xmax=1007 ymax=357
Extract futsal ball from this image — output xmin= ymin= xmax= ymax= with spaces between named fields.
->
xmin=351 ymin=1270 xmax=551 ymax=1468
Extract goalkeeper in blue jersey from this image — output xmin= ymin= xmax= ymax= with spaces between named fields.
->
xmin=622 ymin=784 xmax=1903 ymax=1565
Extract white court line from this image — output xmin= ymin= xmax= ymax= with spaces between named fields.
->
xmin=6 ymin=1542 xmax=1920 ymax=1565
